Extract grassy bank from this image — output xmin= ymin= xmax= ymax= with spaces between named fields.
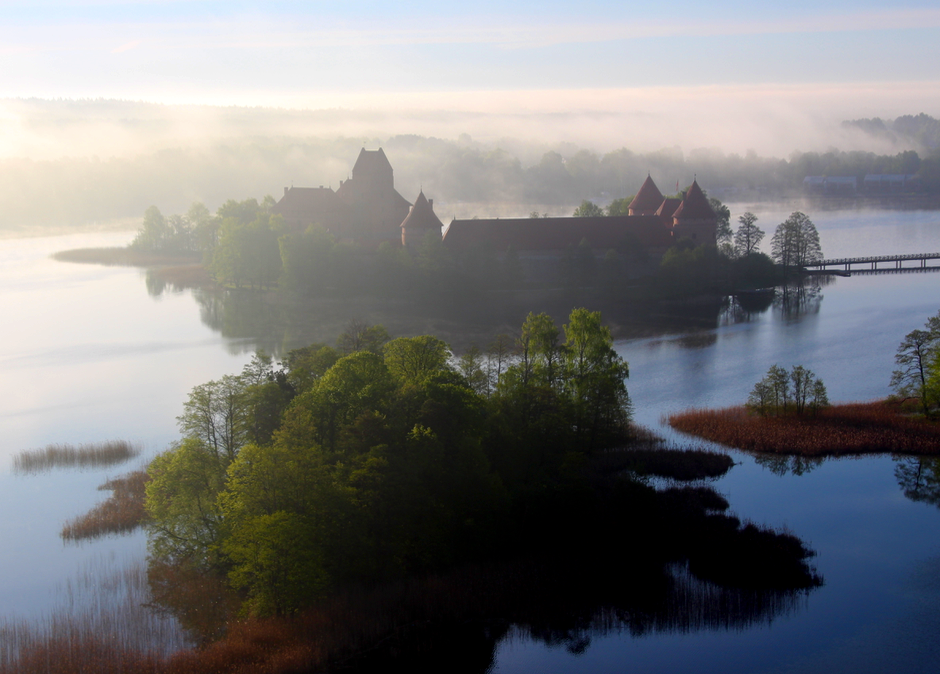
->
xmin=668 ymin=400 xmax=940 ymax=456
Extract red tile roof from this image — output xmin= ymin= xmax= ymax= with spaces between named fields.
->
xmin=442 ymin=215 xmax=671 ymax=252
xmin=401 ymin=190 xmax=444 ymax=232
xmin=655 ymin=197 xmax=682 ymax=219
xmin=628 ymin=175 xmax=665 ymax=214
xmin=672 ymin=180 xmax=716 ymax=221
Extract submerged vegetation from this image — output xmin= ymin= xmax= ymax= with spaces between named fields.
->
xmin=12 ymin=441 xmax=140 ymax=474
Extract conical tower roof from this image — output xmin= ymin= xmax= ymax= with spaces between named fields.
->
xmin=672 ymin=180 xmax=716 ymax=220
xmin=628 ymin=175 xmax=665 ymax=215
xmin=401 ymin=190 xmax=444 ymax=232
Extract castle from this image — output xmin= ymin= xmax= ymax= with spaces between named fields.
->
xmin=273 ymin=148 xmax=717 ymax=259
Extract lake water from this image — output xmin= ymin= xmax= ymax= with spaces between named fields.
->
xmin=1 ymin=207 xmax=939 ymax=670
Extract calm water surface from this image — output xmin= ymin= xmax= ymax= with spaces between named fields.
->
xmin=1 ymin=208 xmax=939 ymax=671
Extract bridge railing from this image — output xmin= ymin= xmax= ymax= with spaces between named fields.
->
xmin=806 ymin=252 xmax=940 ymax=267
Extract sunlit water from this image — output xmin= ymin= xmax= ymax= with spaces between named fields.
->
xmin=0 ymin=208 xmax=939 ymax=670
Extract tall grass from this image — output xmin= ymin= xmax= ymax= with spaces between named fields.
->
xmin=12 ymin=441 xmax=140 ymax=474
xmin=668 ymin=400 xmax=940 ymax=456
xmin=61 ymin=471 xmax=150 ymax=542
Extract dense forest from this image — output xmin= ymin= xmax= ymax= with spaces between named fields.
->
xmin=146 ymin=310 xmax=634 ymax=615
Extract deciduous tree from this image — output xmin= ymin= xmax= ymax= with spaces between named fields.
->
xmin=734 ymin=212 xmax=764 ymax=257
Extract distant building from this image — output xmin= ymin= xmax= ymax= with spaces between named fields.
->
xmin=863 ymin=174 xmax=917 ymax=193
xmin=273 ymin=152 xmax=718 ymax=273
xmin=802 ymin=176 xmax=858 ymax=195
xmin=443 ymin=176 xmax=717 ymax=280
xmin=272 ymin=148 xmax=411 ymax=245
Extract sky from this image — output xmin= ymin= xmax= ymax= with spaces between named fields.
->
xmin=1 ymin=0 xmax=939 ymax=155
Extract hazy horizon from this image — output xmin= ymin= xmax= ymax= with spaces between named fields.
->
xmin=0 ymin=1 xmax=938 ymax=161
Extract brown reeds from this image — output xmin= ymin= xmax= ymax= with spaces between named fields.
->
xmin=61 ymin=471 xmax=151 ymax=542
xmin=13 ymin=441 xmax=141 ymax=474
xmin=668 ymin=400 xmax=940 ymax=456
xmin=0 ymin=559 xmax=192 ymax=674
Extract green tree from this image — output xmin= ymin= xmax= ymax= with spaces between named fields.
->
xmin=573 ymin=200 xmax=604 ymax=217
xmin=747 ymin=364 xmax=827 ymax=417
xmin=891 ymin=328 xmax=938 ymax=416
xmin=606 ymin=196 xmax=633 ymax=217
xmin=131 ymin=206 xmax=171 ymax=251
xmin=177 ymin=374 xmax=251 ymax=464
xmin=771 ymin=212 xmax=822 ymax=276
xmin=563 ymin=308 xmax=631 ymax=450
xmin=145 ymin=437 xmax=229 ymax=564
xmin=383 ymin=336 xmax=451 ymax=386
xmin=709 ymin=197 xmax=733 ymax=254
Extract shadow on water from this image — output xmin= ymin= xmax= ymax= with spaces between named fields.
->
xmin=165 ymin=282 xmax=731 ymax=356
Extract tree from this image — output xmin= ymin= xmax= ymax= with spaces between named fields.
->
xmin=747 ymin=364 xmax=827 ymax=416
xmin=770 ymin=212 xmax=822 ymax=275
xmin=383 ymin=336 xmax=451 ymax=386
xmin=177 ymin=374 xmax=251 ymax=464
xmin=734 ymin=212 xmax=764 ymax=257
xmin=891 ymin=328 xmax=938 ymax=416
xmin=131 ymin=206 xmax=171 ymax=251
xmin=573 ymin=200 xmax=604 ymax=217
xmin=337 ymin=320 xmax=390 ymax=355
xmin=606 ymin=196 xmax=633 ymax=217
xmin=562 ymin=308 xmax=631 ymax=450
xmin=146 ymin=437 xmax=229 ymax=564
xmin=709 ymin=197 xmax=733 ymax=255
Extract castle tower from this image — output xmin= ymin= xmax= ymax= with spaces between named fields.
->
xmin=671 ymin=179 xmax=717 ymax=243
xmin=400 ymin=190 xmax=445 ymax=248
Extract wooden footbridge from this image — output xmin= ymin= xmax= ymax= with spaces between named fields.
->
xmin=804 ymin=252 xmax=940 ymax=274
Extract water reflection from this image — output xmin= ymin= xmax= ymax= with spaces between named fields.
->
xmin=895 ymin=455 xmax=940 ymax=508
xmin=720 ymin=292 xmax=775 ymax=325
xmin=774 ymin=279 xmax=827 ymax=319
xmin=753 ymin=453 xmax=826 ymax=477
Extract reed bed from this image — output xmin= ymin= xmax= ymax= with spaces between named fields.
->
xmin=0 ymin=557 xmax=192 ymax=674
xmin=12 ymin=441 xmax=141 ymax=474
xmin=61 ymin=471 xmax=151 ymax=542
xmin=668 ymin=401 xmax=940 ymax=456
xmin=52 ymin=248 xmax=200 ymax=267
